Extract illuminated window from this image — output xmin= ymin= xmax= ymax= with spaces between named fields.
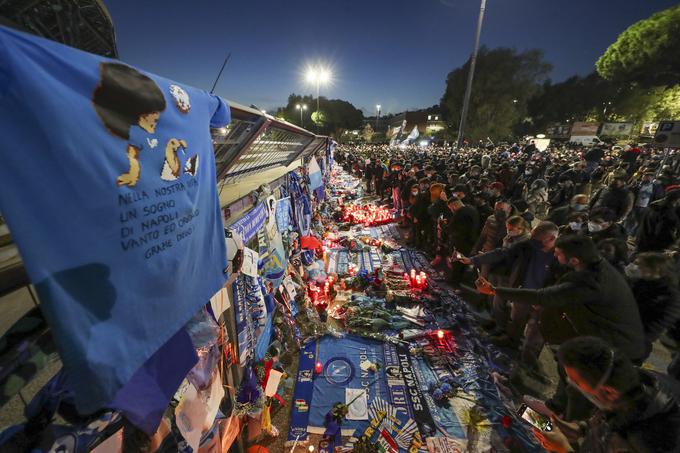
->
xmin=428 ymin=115 xmax=432 ymax=120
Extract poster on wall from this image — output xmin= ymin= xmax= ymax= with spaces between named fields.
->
xmin=232 ymin=275 xmax=268 ymax=365
xmin=570 ymin=121 xmax=600 ymax=136
xmin=0 ymin=26 xmax=230 ymax=411
xmin=545 ymin=124 xmax=571 ymax=139
xmin=600 ymin=122 xmax=633 ymax=136
xmin=258 ymin=196 xmax=288 ymax=289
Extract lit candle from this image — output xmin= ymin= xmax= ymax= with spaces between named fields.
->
xmin=437 ymin=329 xmax=445 ymax=339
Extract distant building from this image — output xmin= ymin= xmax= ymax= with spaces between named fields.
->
xmin=388 ymin=111 xmax=428 ymax=137
xmin=386 ymin=111 xmax=446 ymax=138
xmin=426 ymin=114 xmax=446 ymax=134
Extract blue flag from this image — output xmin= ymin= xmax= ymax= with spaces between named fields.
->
xmin=0 ymin=26 xmax=230 ymax=412
xmin=308 ymin=157 xmax=323 ymax=191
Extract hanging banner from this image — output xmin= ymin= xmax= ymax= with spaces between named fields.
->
xmin=0 ymin=26 xmax=230 ymax=412
xmin=228 ymin=202 xmax=267 ymax=243
xmin=546 ymin=124 xmax=571 ymax=139
xmin=258 ymin=222 xmax=287 ymax=289
xmin=570 ymin=121 xmax=600 ymax=136
xmin=232 ymin=275 xmax=267 ymax=365
xmin=275 ymin=197 xmax=292 ymax=233
xmin=600 ymin=122 xmax=633 ymax=136
xmin=308 ymin=157 xmax=323 ymax=191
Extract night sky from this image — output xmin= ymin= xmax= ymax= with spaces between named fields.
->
xmin=104 ymin=0 xmax=677 ymax=115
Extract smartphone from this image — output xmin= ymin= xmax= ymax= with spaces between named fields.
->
xmin=517 ymin=404 xmax=553 ymax=432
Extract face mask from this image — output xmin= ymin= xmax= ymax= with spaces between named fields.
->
xmin=588 ymin=221 xmax=604 ymax=233
xmin=569 ymin=222 xmax=582 ymax=231
xmin=412 ymin=190 xmax=418 ymax=196
xmin=572 ymin=203 xmax=588 ymax=212
xmin=525 ymin=170 xmax=532 ymax=176
xmin=507 ymin=229 xmax=523 ymax=237
xmin=624 ymin=263 xmax=641 ymax=279
xmin=495 ymin=210 xmax=507 ymax=220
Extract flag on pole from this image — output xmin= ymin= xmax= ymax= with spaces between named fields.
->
xmin=308 ymin=157 xmax=323 ymax=191
xmin=403 ymin=125 xmax=420 ymax=144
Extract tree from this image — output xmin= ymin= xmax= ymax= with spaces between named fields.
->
xmin=596 ymin=4 xmax=680 ymax=87
xmin=279 ymin=94 xmax=363 ymax=137
xmin=526 ymin=73 xmax=620 ymax=131
xmin=441 ymin=47 xmax=552 ymax=142
xmin=276 ymin=94 xmax=315 ymax=127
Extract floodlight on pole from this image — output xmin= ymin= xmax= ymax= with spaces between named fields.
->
xmin=456 ymin=0 xmax=487 ymax=149
xmin=304 ymin=64 xmax=332 ymax=116
xmin=376 ymin=104 xmax=381 ymax=130
xmin=296 ymin=103 xmax=308 ymax=127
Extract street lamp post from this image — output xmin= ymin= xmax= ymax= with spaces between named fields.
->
xmin=306 ymin=66 xmax=331 ymax=118
xmin=306 ymin=66 xmax=331 ymax=129
xmin=376 ymin=104 xmax=381 ymax=130
xmin=456 ymin=0 xmax=488 ymax=149
xmin=296 ymin=104 xmax=308 ymax=128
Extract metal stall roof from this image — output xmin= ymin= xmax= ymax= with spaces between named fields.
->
xmin=213 ymin=101 xmax=327 ymax=186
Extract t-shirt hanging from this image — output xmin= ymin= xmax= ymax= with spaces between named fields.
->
xmin=0 ymin=26 xmax=230 ymax=413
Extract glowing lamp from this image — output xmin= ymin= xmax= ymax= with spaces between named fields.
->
xmin=315 ymin=362 xmax=323 ymax=374
xmin=437 ymin=330 xmax=445 ymax=339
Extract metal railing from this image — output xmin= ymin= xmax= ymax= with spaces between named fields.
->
xmin=213 ymin=101 xmax=327 ymax=184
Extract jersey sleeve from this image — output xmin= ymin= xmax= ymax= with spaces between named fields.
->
xmin=209 ymin=95 xmax=230 ymax=128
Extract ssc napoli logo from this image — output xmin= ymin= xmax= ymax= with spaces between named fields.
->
xmin=169 ymin=84 xmax=191 ymax=113
xmin=324 ymin=357 xmax=354 ymax=385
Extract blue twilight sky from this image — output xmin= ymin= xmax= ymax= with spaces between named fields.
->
xmin=104 ymin=0 xmax=677 ymax=115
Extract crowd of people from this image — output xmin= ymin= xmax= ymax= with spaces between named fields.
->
xmin=335 ymin=141 xmax=680 ymax=452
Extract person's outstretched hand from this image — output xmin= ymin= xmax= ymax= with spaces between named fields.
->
xmin=453 ymin=252 xmax=472 ymax=265
xmin=475 ymin=276 xmax=495 ymax=295
xmin=532 ymin=425 xmax=573 ymax=453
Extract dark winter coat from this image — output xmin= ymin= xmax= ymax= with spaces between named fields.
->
xmin=630 ymin=278 xmax=680 ymax=347
xmin=590 ymin=186 xmax=635 ymax=222
xmin=494 ymin=259 xmax=647 ymax=361
xmin=470 ymin=238 xmax=561 ymax=288
xmin=637 ymin=200 xmax=680 ymax=252
xmin=446 ymin=205 xmax=480 ymax=255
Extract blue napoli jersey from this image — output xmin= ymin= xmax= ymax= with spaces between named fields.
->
xmin=0 ymin=25 xmax=230 ymax=413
